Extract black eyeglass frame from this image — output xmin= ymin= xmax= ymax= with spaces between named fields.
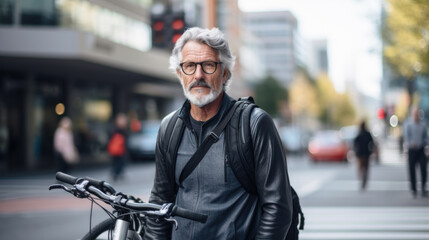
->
xmin=179 ymin=61 xmax=223 ymax=75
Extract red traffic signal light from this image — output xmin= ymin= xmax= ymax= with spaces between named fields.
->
xmin=153 ymin=21 xmax=165 ymax=31
xmin=172 ymin=33 xmax=182 ymax=43
xmin=172 ymin=19 xmax=184 ymax=30
xmin=377 ymin=108 xmax=386 ymax=119
xmin=170 ymin=15 xmax=185 ymax=44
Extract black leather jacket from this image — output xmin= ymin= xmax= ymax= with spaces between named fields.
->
xmin=144 ymin=94 xmax=292 ymax=239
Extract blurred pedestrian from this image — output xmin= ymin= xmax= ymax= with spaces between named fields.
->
xmin=403 ymin=107 xmax=428 ymax=197
xmin=129 ymin=110 xmax=142 ymax=133
xmin=54 ymin=117 xmax=79 ymax=173
xmin=353 ymin=120 xmax=374 ymax=190
xmin=107 ymin=113 xmax=128 ymax=181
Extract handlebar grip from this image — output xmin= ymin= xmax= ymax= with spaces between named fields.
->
xmin=171 ymin=206 xmax=208 ymax=224
xmin=56 ymin=172 xmax=79 ymax=185
xmin=85 ymin=176 xmax=104 ymax=189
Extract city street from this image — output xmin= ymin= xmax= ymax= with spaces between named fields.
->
xmin=1 ymin=137 xmax=428 ymax=240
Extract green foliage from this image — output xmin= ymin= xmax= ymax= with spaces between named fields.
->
xmin=254 ymin=75 xmax=288 ymax=116
xmin=383 ymin=0 xmax=429 ymax=77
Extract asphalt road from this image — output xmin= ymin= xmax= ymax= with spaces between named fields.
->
xmin=1 ymin=137 xmax=428 ymax=240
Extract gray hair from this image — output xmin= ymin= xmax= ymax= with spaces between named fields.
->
xmin=169 ymin=27 xmax=236 ymax=90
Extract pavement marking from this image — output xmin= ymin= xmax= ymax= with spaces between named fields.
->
xmin=300 ymin=207 xmax=429 ymax=240
xmin=290 ymin=169 xmax=339 ymax=197
xmin=322 ymin=180 xmax=411 ymax=191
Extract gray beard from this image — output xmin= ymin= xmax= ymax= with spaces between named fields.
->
xmin=182 ymin=80 xmax=223 ymax=107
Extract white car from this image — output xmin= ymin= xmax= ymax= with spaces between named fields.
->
xmin=127 ymin=120 xmax=161 ymax=160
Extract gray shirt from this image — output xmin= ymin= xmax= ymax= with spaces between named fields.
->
xmin=403 ymin=118 xmax=428 ymax=149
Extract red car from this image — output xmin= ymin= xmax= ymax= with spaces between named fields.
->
xmin=308 ymin=130 xmax=348 ymax=162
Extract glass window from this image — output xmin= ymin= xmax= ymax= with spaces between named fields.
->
xmin=21 ymin=0 xmax=57 ymax=26
xmin=71 ymin=82 xmax=113 ymax=155
xmin=0 ymin=0 xmax=14 ymax=24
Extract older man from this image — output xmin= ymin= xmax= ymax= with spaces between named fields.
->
xmin=144 ymin=27 xmax=292 ymax=239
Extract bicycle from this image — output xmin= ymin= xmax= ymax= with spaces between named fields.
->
xmin=49 ymin=172 xmax=207 ymax=240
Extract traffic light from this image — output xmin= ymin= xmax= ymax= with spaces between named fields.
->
xmin=377 ymin=107 xmax=386 ymax=120
xmin=151 ymin=11 xmax=186 ymax=49
xmin=170 ymin=12 xmax=185 ymax=44
xmin=151 ymin=15 xmax=167 ymax=48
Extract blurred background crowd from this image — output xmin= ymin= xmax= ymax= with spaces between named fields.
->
xmin=0 ymin=0 xmax=428 ymax=173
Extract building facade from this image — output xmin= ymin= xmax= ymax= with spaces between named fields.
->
xmin=0 ymin=0 xmax=182 ymax=171
xmin=242 ymin=10 xmax=300 ymax=87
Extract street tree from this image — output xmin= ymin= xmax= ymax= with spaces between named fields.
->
xmin=383 ymin=0 xmax=429 ymax=105
xmin=289 ymin=72 xmax=320 ymax=124
xmin=254 ymin=75 xmax=288 ymax=117
xmin=315 ymin=73 xmax=356 ymax=128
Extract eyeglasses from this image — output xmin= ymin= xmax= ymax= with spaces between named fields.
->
xmin=179 ymin=61 xmax=222 ymax=75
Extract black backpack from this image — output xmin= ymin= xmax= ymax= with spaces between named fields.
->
xmin=163 ymin=97 xmax=304 ymax=240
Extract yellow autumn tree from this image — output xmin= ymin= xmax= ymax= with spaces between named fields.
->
xmin=289 ymin=72 xmax=320 ymax=120
xmin=383 ymin=0 xmax=429 ymax=107
xmin=315 ymin=73 xmax=356 ymax=127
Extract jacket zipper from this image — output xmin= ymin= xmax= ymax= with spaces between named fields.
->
xmin=224 ymin=154 xmax=229 ymax=182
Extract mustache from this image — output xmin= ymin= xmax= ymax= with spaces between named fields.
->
xmin=188 ymin=79 xmax=212 ymax=91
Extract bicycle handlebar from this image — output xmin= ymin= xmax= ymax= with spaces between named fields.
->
xmin=171 ymin=205 xmax=208 ymax=223
xmin=56 ymin=171 xmax=79 ymax=185
xmin=55 ymin=172 xmax=207 ymax=223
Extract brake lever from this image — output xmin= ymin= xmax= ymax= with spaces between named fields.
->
xmin=49 ymin=184 xmax=72 ymax=192
xmin=48 ymin=181 xmax=90 ymax=198
xmin=145 ymin=203 xmax=173 ymax=218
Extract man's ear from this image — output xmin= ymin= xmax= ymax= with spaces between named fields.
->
xmin=177 ymin=69 xmax=184 ymax=80
xmin=222 ymin=69 xmax=228 ymax=84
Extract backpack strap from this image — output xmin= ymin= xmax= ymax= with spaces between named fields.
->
xmin=163 ymin=109 xmax=185 ymax=192
xmin=179 ymin=101 xmax=242 ymax=184
xmin=291 ymin=186 xmax=305 ymax=230
xmin=238 ymin=96 xmax=255 ymax=103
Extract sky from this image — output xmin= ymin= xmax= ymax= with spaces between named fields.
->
xmin=238 ymin=0 xmax=383 ymax=99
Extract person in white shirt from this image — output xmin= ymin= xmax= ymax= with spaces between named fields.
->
xmin=54 ymin=117 xmax=79 ymax=173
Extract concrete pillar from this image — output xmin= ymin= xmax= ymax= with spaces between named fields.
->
xmin=25 ymin=74 xmax=36 ymax=169
xmin=13 ymin=0 xmax=21 ymax=26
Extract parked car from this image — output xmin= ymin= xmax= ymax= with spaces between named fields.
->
xmin=278 ymin=126 xmax=309 ymax=154
xmin=127 ymin=120 xmax=161 ymax=160
xmin=339 ymin=125 xmax=358 ymax=150
xmin=308 ymin=130 xmax=348 ymax=163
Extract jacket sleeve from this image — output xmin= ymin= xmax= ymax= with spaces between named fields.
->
xmin=251 ymin=109 xmax=293 ymax=239
xmin=143 ymin=116 xmax=177 ymax=240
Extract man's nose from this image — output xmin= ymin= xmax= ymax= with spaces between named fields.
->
xmin=194 ymin=64 xmax=204 ymax=79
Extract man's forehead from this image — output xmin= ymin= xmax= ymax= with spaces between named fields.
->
xmin=181 ymin=41 xmax=219 ymax=60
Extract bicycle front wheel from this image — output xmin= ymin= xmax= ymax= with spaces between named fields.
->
xmin=81 ymin=218 xmax=143 ymax=240
xmin=81 ymin=218 xmax=115 ymax=240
